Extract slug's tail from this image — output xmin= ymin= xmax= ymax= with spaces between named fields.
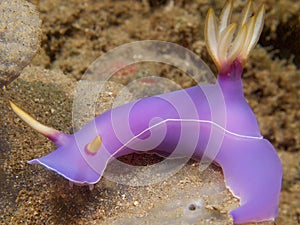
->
xmin=9 ymin=101 xmax=65 ymax=145
xmin=216 ymin=136 xmax=282 ymax=224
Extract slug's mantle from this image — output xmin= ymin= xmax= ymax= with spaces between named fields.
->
xmin=10 ymin=1 xmax=282 ymax=224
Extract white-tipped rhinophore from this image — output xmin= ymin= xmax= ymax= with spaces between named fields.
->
xmin=10 ymin=101 xmax=61 ymax=141
xmin=205 ymin=0 xmax=265 ymax=74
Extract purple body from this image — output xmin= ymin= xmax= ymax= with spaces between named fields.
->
xmin=10 ymin=1 xmax=282 ymax=223
xmin=28 ymin=62 xmax=282 ymax=224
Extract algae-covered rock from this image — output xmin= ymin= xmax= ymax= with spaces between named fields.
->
xmin=0 ymin=0 xmax=41 ymax=87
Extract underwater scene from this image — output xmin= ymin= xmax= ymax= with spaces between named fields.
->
xmin=0 ymin=0 xmax=299 ymax=224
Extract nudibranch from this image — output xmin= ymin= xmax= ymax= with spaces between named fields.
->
xmin=10 ymin=1 xmax=282 ymax=224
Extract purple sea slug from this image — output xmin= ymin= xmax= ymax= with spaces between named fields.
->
xmin=10 ymin=1 xmax=282 ymax=224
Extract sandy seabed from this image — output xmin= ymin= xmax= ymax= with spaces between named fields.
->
xmin=0 ymin=0 xmax=299 ymax=224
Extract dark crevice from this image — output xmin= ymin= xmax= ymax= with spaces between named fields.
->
xmin=148 ymin=0 xmax=169 ymax=8
xmin=260 ymin=13 xmax=300 ymax=68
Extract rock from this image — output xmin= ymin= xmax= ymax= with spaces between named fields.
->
xmin=0 ymin=0 xmax=41 ymax=87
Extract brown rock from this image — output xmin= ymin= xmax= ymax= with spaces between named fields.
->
xmin=0 ymin=0 xmax=41 ymax=86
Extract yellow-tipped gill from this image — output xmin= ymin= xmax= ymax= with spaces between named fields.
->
xmin=205 ymin=0 xmax=265 ymax=74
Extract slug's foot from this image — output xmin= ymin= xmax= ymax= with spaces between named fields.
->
xmin=230 ymin=203 xmax=276 ymax=224
xmin=69 ymin=181 xmax=94 ymax=191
